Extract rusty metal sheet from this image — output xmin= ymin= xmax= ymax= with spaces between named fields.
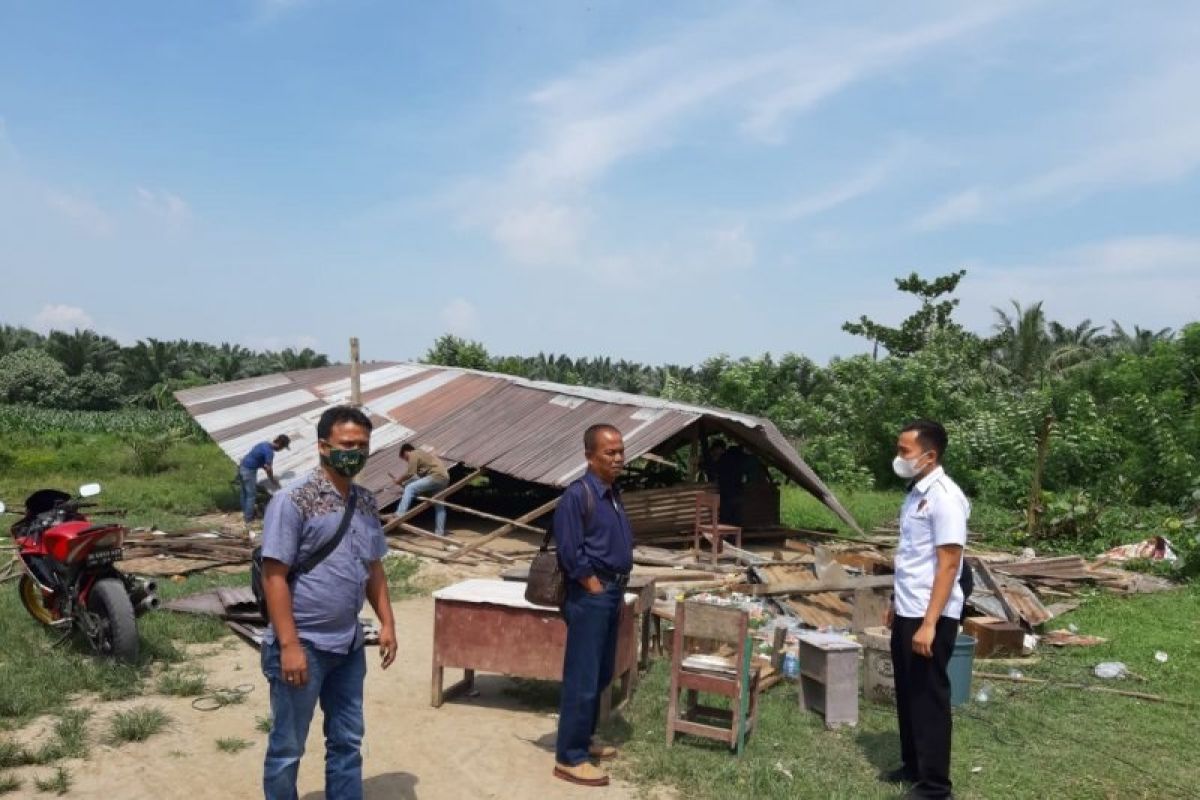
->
xmin=175 ymin=363 xmax=860 ymax=530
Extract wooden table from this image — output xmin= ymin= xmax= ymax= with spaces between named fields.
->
xmin=499 ymin=568 xmax=658 ymax=671
xmin=431 ymin=579 xmax=639 ymax=720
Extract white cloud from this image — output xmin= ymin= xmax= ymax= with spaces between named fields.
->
xmin=912 ymin=188 xmax=985 ymax=231
xmin=780 ymin=153 xmax=901 ymax=220
xmin=491 ymin=203 xmax=587 ymax=266
xmin=137 ymin=186 xmax=192 ymax=229
xmin=451 ymin=4 xmax=1025 ymax=268
xmin=33 ymin=304 xmax=95 ymax=333
xmin=956 ymin=235 xmax=1200 ymax=331
xmin=42 ymin=189 xmax=114 ymax=237
xmin=440 ymin=298 xmax=480 ymax=337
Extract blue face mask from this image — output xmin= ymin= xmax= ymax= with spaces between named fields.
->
xmin=321 ymin=445 xmax=369 ymax=478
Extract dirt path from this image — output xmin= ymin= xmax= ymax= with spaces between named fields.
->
xmin=9 ymin=594 xmax=642 ymax=800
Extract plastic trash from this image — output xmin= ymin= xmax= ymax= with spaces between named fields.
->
xmin=782 ymin=651 xmax=800 ymax=679
xmin=971 ymin=766 xmax=983 ymax=774
xmin=1154 ymin=651 xmax=1169 ymax=663
xmin=974 ymin=686 xmax=990 ymax=703
xmin=1094 ymin=662 xmax=1129 ymax=679
xmin=1067 ymin=623 xmax=1079 ymax=634
xmin=1008 ymin=669 xmax=1024 ymax=679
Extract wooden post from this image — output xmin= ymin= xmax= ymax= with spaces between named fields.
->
xmin=1026 ymin=414 xmax=1054 ymax=538
xmin=381 ymin=468 xmax=485 ymax=535
xmin=350 ymin=337 xmax=362 ymax=407
xmin=444 ymin=496 xmax=561 ymax=562
xmin=688 ymin=425 xmax=701 ymax=482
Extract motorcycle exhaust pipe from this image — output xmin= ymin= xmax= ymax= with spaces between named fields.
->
xmin=135 ymin=593 xmax=160 ymax=616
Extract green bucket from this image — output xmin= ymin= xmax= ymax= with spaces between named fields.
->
xmin=948 ymin=634 xmax=976 ymax=707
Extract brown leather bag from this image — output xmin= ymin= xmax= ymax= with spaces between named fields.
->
xmin=524 ymin=480 xmax=594 ymax=607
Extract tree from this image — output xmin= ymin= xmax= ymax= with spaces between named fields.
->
xmin=423 ymin=334 xmax=491 ymax=370
xmin=0 ymin=348 xmax=73 ymax=406
xmin=842 ymin=269 xmax=968 ymax=357
xmin=991 ymin=300 xmax=1053 ymax=384
xmin=1108 ymin=322 xmax=1174 ymax=355
xmin=277 ymin=347 xmax=330 ymax=371
xmin=0 ymin=324 xmax=45 ymax=356
xmin=45 ymin=328 xmax=122 ymax=376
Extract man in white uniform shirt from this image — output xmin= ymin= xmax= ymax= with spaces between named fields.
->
xmin=884 ymin=419 xmax=969 ymax=799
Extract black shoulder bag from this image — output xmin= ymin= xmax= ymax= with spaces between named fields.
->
xmin=525 ymin=480 xmax=594 ymax=607
xmin=251 ymin=489 xmax=358 ymax=620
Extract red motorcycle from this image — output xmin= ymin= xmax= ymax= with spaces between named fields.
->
xmin=2 ymin=483 xmax=156 ymax=665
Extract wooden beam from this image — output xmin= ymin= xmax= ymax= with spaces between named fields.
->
xmin=397 ymin=522 xmax=515 ymax=564
xmin=730 ymin=574 xmax=894 ymax=596
xmin=444 ymin=496 xmax=561 ymax=563
xmin=421 ymin=497 xmax=546 ymax=534
xmin=389 ymin=537 xmax=481 ymax=566
xmin=382 ymin=468 xmax=485 ymax=535
xmin=968 ymin=557 xmax=1021 ymax=626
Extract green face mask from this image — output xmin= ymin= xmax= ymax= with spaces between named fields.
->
xmin=321 ymin=446 xmax=369 ymax=478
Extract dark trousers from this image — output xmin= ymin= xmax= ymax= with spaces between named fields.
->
xmin=555 ymin=580 xmax=622 ymax=765
xmin=891 ymin=615 xmax=959 ymax=798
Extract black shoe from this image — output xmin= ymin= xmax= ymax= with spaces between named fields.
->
xmin=882 ymin=766 xmax=918 ymax=784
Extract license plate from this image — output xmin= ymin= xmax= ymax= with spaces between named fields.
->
xmin=86 ymin=548 xmax=123 ymax=566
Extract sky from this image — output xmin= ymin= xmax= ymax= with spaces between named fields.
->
xmin=1 ymin=1 xmax=1198 ymax=366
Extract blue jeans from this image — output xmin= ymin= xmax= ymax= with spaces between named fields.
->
xmin=239 ymin=467 xmax=259 ymax=523
xmin=556 ymin=580 xmax=622 ymax=766
xmin=398 ymin=475 xmax=449 ymax=534
xmin=262 ymin=639 xmax=367 ymax=800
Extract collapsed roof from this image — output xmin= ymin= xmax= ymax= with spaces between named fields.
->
xmin=175 ymin=362 xmax=860 ymax=531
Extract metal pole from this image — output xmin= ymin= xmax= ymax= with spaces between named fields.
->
xmin=350 ymin=337 xmax=361 ymax=407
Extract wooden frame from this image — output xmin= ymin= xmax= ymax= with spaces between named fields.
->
xmin=693 ymin=493 xmax=743 ymax=565
xmin=666 ymin=600 xmax=761 ymax=755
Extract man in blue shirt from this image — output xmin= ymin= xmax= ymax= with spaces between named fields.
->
xmin=259 ymin=407 xmax=397 ymax=800
xmin=552 ymin=424 xmax=634 ymax=788
xmin=239 ymin=435 xmax=290 ymax=530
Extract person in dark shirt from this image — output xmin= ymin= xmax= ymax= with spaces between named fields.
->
xmin=239 ymin=434 xmax=290 ymax=530
xmin=552 ymin=424 xmax=634 ymax=788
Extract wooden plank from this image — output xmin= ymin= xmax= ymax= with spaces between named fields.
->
xmin=382 ymin=468 xmax=485 ymax=535
xmin=444 ymin=497 xmax=560 ymax=563
xmin=969 ymin=557 xmax=1020 ymax=625
xmin=731 ymin=574 xmax=894 ymax=596
xmin=396 ymin=522 xmax=513 ymax=564
xmin=389 ymin=537 xmax=482 ymax=566
xmin=422 ymin=498 xmax=546 ymax=534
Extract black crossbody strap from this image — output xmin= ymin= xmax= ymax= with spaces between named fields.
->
xmin=295 ymin=489 xmax=357 ymax=575
xmin=542 ymin=479 xmax=596 ymax=550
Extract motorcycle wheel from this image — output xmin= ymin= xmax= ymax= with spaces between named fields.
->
xmin=18 ymin=574 xmax=59 ymax=626
xmin=87 ymin=578 xmax=139 ymax=665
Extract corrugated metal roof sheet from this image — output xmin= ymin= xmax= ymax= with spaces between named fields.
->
xmin=175 ymin=363 xmax=861 ymax=531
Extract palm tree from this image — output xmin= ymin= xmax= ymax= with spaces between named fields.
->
xmin=209 ymin=343 xmax=252 ymax=382
xmin=0 ymin=324 xmax=44 ymax=356
xmin=991 ymin=300 xmax=1053 ymax=384
xmin=45 ymin=328 xmax=122 ymax=376
xmin=278 ymin=347 xmax=331 ymax=371
xmin=1108 ymin=322 xmax=1175 ymax=355
xmin=122 ymin=338 xmax=189 ymax=393
xmin=1046 ymin=318 xmax=1105 ymax=373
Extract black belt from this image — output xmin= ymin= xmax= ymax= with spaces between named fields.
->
xmin=593 ymin=567 xmax=630 ymax=588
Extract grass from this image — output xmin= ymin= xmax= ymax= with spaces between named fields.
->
xmin=0 ymin=568 xmax=239 ymax=730
xmin=0 ymin=773 xmax=20 ymax=794
xmin=255 ymin=715 xmax=273 ymax=734
xmin=106 ymin=706 xmax=170 ymax=745
xmin=0 ymin=429 xmax=237 ymax=531
xmin=215 ymin=737 xmax=251 ymax=754
xmin=156 ymin=668 xmax=208 ymax=697
xmin=383 ymin=554 xmax=424 ymax=596
xmin=604 ymin=582 xmax=1200 ymax=800
xmin=33 ymin=766 xmax=71 ymax=795
xmin=781 ymin=484 xmax=1023 ymax=542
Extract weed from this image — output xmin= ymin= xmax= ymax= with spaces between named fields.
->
xmin=107 ymin=707 xmax=170 ymax=744
xmin=255 ymin=716 xmax=273 ymax=734
xmin=33 ymin=766 xmax=71 ymax=795
xmin=0 ymin=773 xmax=20 ymax=795
xmin=215 ymin=737 xmax=251 ymax=754
xmin=156 ymin=668 xmax=207 ymax=697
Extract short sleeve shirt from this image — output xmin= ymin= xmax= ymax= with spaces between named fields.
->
xmin=893 ymin=466 xmax=970 ymax=619
xmin=260 ymin=469 xmax=389 ymax=653
xmin=240 ymin=441 xmax=275 ymax=471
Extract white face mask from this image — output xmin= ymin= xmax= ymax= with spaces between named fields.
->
xmin=892 ymin=453 xmax=930 ymax=479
